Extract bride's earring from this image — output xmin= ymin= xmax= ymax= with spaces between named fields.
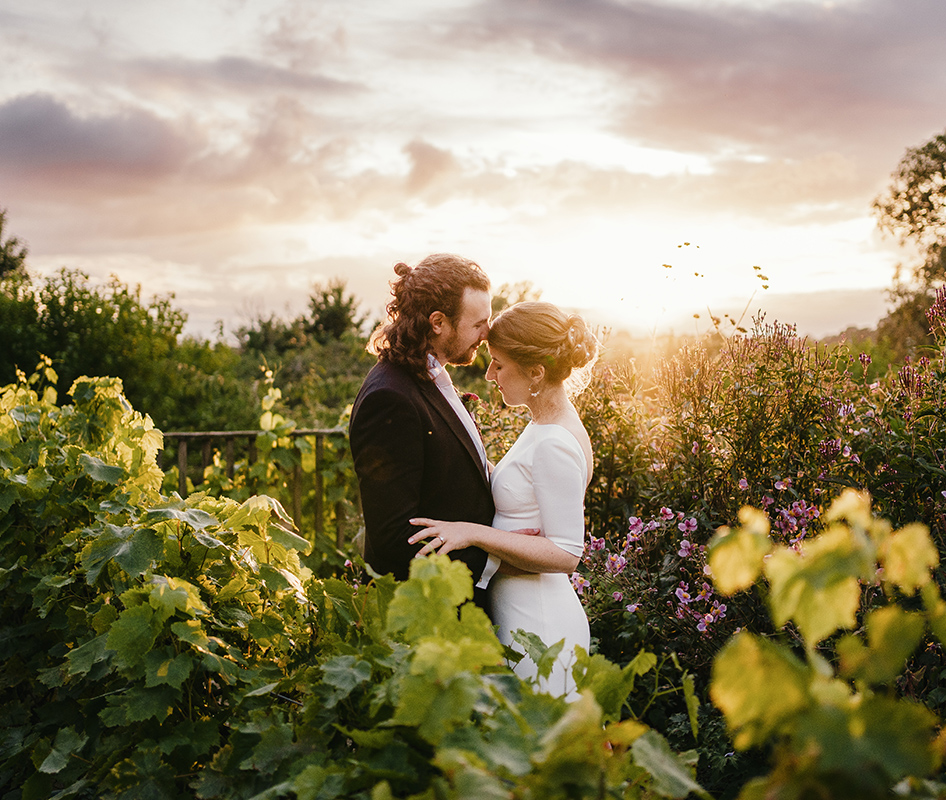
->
xmin=529 ymin=382 xmax=541 ymax=398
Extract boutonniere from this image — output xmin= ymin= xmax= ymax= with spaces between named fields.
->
xmin=459 ymin=391 xmax=480 ymax=417
xmin=460 ymin=392 xmax=480 ymax=414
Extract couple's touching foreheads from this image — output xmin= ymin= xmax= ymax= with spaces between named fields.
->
xmin=349 ymin=253 xmax=598 ymax=699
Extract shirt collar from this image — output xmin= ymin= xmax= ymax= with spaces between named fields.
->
xmin=427 ymin=354 xmax=454 ymax=389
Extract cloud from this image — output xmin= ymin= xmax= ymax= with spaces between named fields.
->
xmin=0 ymin=93 xmax=192 ymax=180
xmin=451 ymin=0 xmax=946 ymax=160
xmin=111 ymin=54 xmax=363 ymax=98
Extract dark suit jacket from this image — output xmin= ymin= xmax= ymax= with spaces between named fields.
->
xmin=349 ymin=359 xmax=494 ymax=612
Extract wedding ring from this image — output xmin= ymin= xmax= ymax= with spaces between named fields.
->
xmin=437 ymin=536 xmax=445 ymax=545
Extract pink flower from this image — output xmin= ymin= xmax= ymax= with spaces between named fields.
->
xmin=677 ymin=540 xmax=696 ymax=558
xmin=659 ymin=507 xmax=675 ymax=521
xmin=625 ymin=603 xmax=640 ymax=613
xmin=589 ymin=536 xmax=606 ymax=551
xmin=738 ymin=478 xmax=749 ymax=490
xmin=628 ymin=516 xmax=644 ymax=537
xmin=677 ymin=517 xmax=697 ymax=534
xmin=606 ymin=554 xmax=628 ymax=575
xmin=571 ymin=573 xmax=590 ymax=595
xmin=612 ymin=591 xmax=623 ymax=602
xmin=774 ymin=478 xmax=792 ymax=491
xmin=675 ymin=583 xmax=692 ymax=604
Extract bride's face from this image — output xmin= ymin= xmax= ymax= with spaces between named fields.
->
xmin=485 ymin=346 xmax=531 ymax=407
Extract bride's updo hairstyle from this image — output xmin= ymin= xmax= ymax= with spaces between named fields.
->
xmin=487 ymin=301 xmax=599 ymax=395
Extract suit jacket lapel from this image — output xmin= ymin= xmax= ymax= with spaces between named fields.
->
xmin=417 ymin=379 xmax=490 ymax=488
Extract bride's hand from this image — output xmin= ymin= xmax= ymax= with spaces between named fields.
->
xmin=408 ymin=518 xmax=475 ymax=557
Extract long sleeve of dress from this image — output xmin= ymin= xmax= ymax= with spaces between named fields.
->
xmin=531 ymin=431 xmax=587 ymax=558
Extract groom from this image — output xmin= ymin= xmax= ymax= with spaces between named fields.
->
xmin=349 ymin=253 xmax=499 ymax=612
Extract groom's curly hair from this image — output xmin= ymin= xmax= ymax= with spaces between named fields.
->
xmin=368 ymin=253 xmax=490 ymax=381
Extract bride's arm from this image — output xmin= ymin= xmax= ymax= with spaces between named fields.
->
xmin=408 ymin=518 xmax=580 ymax=573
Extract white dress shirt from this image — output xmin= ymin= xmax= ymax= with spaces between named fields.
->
xmin=427 ymin=355 xmax=499 ymax=588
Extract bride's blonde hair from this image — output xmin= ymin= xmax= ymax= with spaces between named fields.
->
xmin=487 ymin=301 xmax=599 ymax=395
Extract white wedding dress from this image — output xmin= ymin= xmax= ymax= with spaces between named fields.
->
xmin=488 ymin=422 xmax=590 ymax=699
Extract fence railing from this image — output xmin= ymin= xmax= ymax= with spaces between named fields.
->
xmin=161 ymin=428 xmax=352 ymax=546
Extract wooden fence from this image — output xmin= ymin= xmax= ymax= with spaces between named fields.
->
xmin=161 ymin=428 xmax=352 ymax=546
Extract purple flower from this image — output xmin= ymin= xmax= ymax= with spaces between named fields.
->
xmin=677 ymin=539 xmax=696 ymax=558
xmin=675 ymin=583 xmax=692 ymax=604
xmin=612 ymin=591 xmax=624 ymax=602
xmin=606 ymin=554 xmax=628 ymax=575
xmin=738 ymin=478 xmax=749 ymax=490
xmin=625 ymin=603 xmax=640 ymax=613
xmin=659 ymin=507 xmax=675 ymax=521
xmin=589 ymin=536 xmax=606 ymax=551
xmin=774 ymin=478 xmax=792 ymax=491
xmin=691 ymin=442 xmax=700 ymax=454
xmin=571 ymin=573 xmax=590 ymax=595
xmin=678 ymin=517 xmax=697 ymax=534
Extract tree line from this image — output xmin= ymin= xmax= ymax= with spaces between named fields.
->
xmin=2 ymin=125 xmax=946 ymax=431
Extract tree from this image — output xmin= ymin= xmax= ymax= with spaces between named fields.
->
xmin=304 ymin=279 xmax=366 ymax=344
xmin=873 ymin=129 xmax=946 ymax=290
xmin=0 ymin=207 xmax=28 ymax=277
xmin=0 ymin=268 xmax=256 ymax=430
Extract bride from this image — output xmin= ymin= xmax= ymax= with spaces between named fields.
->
xmin=409 ymin=301 xmax=598 ymax=698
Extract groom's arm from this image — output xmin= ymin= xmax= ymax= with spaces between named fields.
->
xmin=349 ymin=387 xmax=427 ymax=581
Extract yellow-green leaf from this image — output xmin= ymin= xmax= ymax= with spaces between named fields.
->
xmin=838 ymin=606 xmax=925 ymax=685
xmin=707 ymin=507 xmax=772 ymax=595
xmin=881 ymin=523 xmax=937 ymax=595
xmin=710 ymin=632 xmax=810 ymax=749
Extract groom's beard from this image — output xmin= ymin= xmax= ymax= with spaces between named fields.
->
xmin=443 ymin=331 xmax=482 ymax=366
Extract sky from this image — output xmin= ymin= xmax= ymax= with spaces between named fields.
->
xmin=2 ymin=0 xmax=945 ymax=341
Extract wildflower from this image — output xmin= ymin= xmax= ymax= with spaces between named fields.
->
xmin=738 ymin=478 xmax=749 ymax=490
xmin=612 ymin=591 xmax=623 ymax=602
xmin=838 ymin=403 xmax=855 ymax=417
xmin=697 ymin=613 xmax=714 ymax=633
xmin=678 ymin=517 xmax=697 ymax=534
xmin=675 ymin=583 xmax=692 ymax=604
xmin=606 ymin=554 xmax=628 ymax=575
xmin=659 ymin=507 xmax=675 ymax=521
xmin=628 ymin=516 xmax=644 ymax=539
xmin=589 ymin=536 xmax=606 ymax=551
xmin=625 ymin=603 xmax=640 ymax=613
xmin=344 ymin=559 xmax=353 ymax=568
xmin=859 ymin=352 xmax=872 ymax=368
xmin=677 ymin=539 xmax=697 ymax=558
xmin=696 ymin=582 xmax=713 ymax=602
xmin=762 ymin=496 xmax=774 ymax=508
xmin=571 ymin=573 xmax=590 ymax=595
xmin=774 ymin=478 xmax=792 ymax=491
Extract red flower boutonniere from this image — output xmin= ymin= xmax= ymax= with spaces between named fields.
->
xmin=460 ymin=392 xmax=480 ymax=416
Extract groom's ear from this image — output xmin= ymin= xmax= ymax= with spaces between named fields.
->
xmin=428 ymin=310 xmax=447 ymax=334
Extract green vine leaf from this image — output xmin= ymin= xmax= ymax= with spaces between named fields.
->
xmin=107 ymin=604 xmax=160 ymax=670
xmin=632 ymin=730 xmax=711 ymax=799
xmin=710 ymin=631 xmax=810 ymax=749
xmin=707 ymin=507 xmax=772 ymax=595
xmin=78 ymin=453 xmax=124 ymax=484
xmin=80 ymin=523 xmax=163 ymax=583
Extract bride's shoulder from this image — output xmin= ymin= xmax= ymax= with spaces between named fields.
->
xmin=534 ymin=420 xmax=592 ymax=469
